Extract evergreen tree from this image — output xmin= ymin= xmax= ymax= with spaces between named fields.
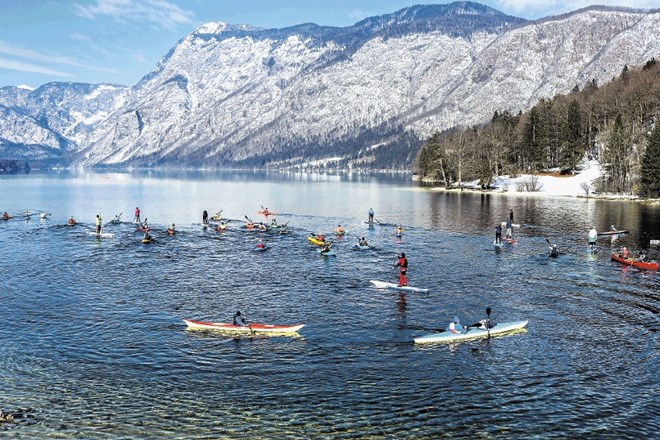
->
xmin=640 ymin=123 xmax=660 ymax=198
xmin=561 ymin=100 xmax=584 ymax=171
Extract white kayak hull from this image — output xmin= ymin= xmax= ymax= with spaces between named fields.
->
xmin=414 ymin=320 xmax=528 ymax=344
xmin=370 ymin=280 xmax=429 ymax=293
xmin=183 ymin=319 xmax=304 ymax=333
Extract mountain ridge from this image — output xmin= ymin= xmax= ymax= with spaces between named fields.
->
xmin=0 ymin=2 xmax=658 ymax=170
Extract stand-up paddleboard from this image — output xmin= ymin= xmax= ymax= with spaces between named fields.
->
xmin=493 ymin=241 xmax=504 ymax=248
xmin=370 ymin=280 xmax=429 ymax=293
xmin=89 ymin=231 xmax=114 ymax=238
xmin=501 ymin=221 xmax=521 ymax=228
xmin=414 ymin=320 xmax=528 ymax=344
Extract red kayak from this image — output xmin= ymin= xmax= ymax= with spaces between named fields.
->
xmin=610 ymin=253 xmax=658 ymax=271
xmin=183 ymin=319 xmax=304 ymax=333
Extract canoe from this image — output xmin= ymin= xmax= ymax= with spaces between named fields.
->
xmin=597 ymin=230 xmax=629 ymax=236
xmin=370 ymin=280 xmax=429 ymax=293
xmin=610 ymin=253 xmax=658 ymax=271
xmin=183 ymin=319 xmax=304 ymax=333
xmin=307 ymin=236 xmax=326 ymax=246
xmin=414 ymin=320 xmax=528 ymax=344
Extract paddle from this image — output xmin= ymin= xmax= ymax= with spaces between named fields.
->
xmin=244 ymin=215 xmax=253 ymax=224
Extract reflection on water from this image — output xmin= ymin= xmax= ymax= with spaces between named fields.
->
xmin=0 ymin=171 xmax=658 ymax=438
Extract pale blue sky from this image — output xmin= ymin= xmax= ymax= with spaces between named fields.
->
xmin=1 ymin=0 xmax=658 ymax=89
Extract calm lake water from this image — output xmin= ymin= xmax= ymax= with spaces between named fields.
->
xmin=1 ymin=170 xmax=658 ymax=439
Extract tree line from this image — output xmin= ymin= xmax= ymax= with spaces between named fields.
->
xmin=415 ymin=59 xmax=660 ymax=197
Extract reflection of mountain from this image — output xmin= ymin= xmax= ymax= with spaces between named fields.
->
xmin=1 ymin=2 xmax=659 ymax=170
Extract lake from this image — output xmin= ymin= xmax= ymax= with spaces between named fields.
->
xmin=0 ymin=170 xmax=658 ymax=439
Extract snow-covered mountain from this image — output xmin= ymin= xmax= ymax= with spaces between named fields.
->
xmin=1 ymin=2 xmax=659 ymax=169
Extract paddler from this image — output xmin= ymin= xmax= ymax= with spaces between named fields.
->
xmin=256 ymin=239 xmax=266 ymax=249
xmin=202 ymin=210 xmax=209 ymax=225
xmin=588 ymin=226 xmax=598 ymax=249
xmin=336 ymin=224 xmax=345 ymax=234
xmin=68 ymin=216 xmax=76 ymax=225
xmin=393 ymin=253 xmax=408 ymax=287
xmin=95 ymin=214 xmax=102 ymax=234
xmin=446 ymin=316 xmax=464 ymax=334
xmin=2 ymin=212 xmax=10 ymax=220
xmin=368 ymin=208 xmax=374 ymax=223
xmin=133 ymin=206 xmax=141 ymax=223
xmin=233 ymin=311 xmax=247 ymax=326
xmin=495 ymin=224 xmax=502 ymax=244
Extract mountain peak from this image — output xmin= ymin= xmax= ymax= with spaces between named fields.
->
xmin=194 ymin=22 xmax=263 ymax=35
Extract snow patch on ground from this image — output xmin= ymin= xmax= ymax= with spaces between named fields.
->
xmin=495 ymin=160 xmax=602 ymax=197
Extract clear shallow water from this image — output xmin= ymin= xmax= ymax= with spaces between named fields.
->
xmin=0 ymin=170 xmax=659 ymax=439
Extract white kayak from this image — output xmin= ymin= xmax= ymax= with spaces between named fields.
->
xmin=89 ymin=231 xmax=114 ymax=238
xmin=370 ymin=280 xmax=429 ymax=293
xmin=183 ymin=319 xmax=304 ymax=334
xmin=352 ymin=244 xmax=370 ymax=251
xmin=414 ymin=320 xmax=528 ymax=344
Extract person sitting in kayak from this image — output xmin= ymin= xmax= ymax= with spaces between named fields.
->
xmin=549 ymin=244 xmax=559 ymax=257
xmin=495 ymin=224 xmax=502 ymax=244
xmin=143 ymin=231 xmax=152 ymax=241
xmin=336 ymin=224 xmax=345 ymax=234
xmin=68 ymin=216 xmax=76 ymax=225
xmin=446 ymin=316 xmax=464 ymax=334
xmin=271 ymin=219 xmax=278 ymax=227
xmin=168 ymin=223 xmax=176 ymax=233
xmin=216 ymin=221 xmax=228 ymax=231
xmin=359 ymin=237 xmax=368 ymax=246
xmin=233 ymin=311 xmax=247 ymax=326
xmin=316 ymin=233 xmax=325 ymax=242
xmin=141 ymin=219 xmax=149 ymax=230
xmin=321 ymin=242 xmax=332 ymax=253
xmin=256 ymin=239 xmax=266 ymax=249
xmin=622 ymin=247 xmax=629 ymax=259
xmin=394 ymin=226 xmax=404 ymax=235
xmin=2 ymin=212 xmax=10 ymax=220
xmin=258 ymin=222 xmax=267 ymax=230
xmin=393 ymin=253 xmax=408 ymax=287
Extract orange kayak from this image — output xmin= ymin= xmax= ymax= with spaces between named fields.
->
xmin=610 ymin=253 xmax=658 ymax=271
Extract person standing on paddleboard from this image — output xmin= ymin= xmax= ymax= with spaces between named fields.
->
xmin=505 ymin=218 xmax=513 ymax=239
xmin=393 ymin=253 xmax=408 ymax=287
xmin=202 ymin=210 xmax=208 ymax=225
xmin=588 ymin=226 xmax=598 ymax=249
xmin=368 ymin=208 xmax=374 ymax=223
xmin=133 ymin=206 xmax=141 ymax=223
xmin=95 ymin=214 xmax=102 ymax=234
xmin=509 ymin=209 xmax=514 ymax=223
xmin=495 ymin=224 xmax=502 ymax=244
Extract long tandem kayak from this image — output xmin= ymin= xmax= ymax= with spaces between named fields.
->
xmin=610 ymin=253 xmax=658 ymax=271
xmin=183 ymin=319 xmax=304 ymax=334
xmin=414 ymin=320 xmax=529 ymax=344
xmin=370 ymin=280 xmax=429 ymax=293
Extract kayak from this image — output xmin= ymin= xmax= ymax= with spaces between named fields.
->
xmin=183 ymin=319 xmax=304 ymax=333
xmin=318 ymin=249 xmax=336 ymax=257
xmin=502 ymin=237 xmax=518 ymax=244
xmin=414 ymin=320 xmax=529 ymax=344
xmin=352 ymin=244 xmax=370 ymax=251
xmin=89 ymin=231 xmax=114 ymax=238
xmin=610 ymin=253 xmax=658 ymax=271
xmin=255 ymin=245 xmax=268 ymax=252
xmin=257 ymin=210 xmax=276 ymax=216
xmin=307 ymin=236 xmax=326 ymax=246
xmin=598 ymin=230 xmax=629 ymax=236
xmin=167 ymin=228 xmax=176 ymax=235
xmin=141 ymin=236 xmax=153 ymax=244
xmin=370 ymin=280 xmax=429 ymax=293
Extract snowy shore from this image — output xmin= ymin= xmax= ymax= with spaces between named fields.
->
xmin=420 ymin=160 xmax=654 ymax=201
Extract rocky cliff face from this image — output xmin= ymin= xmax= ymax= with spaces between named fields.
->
xmin=1 ymin=2 xmax=658 ymax=169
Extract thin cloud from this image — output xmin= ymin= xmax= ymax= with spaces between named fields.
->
xmin=495 ymin=0 xmax=660 ymax=17
xmin=0 ymin=56 xmax=75 ymax=78
xmin=0 ymin=41 xmax=120 ymax=74
xmin=349 ymin=9 xmax=375 ymax=22
xmin=74 ymin=0 xmax=195 ymax=31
